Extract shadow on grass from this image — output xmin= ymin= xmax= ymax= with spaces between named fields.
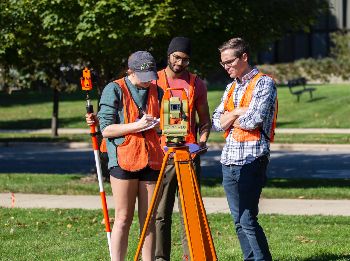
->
xmin=0 ymin=116 xmax=83 ymax=129
xmin=201 ymin=178 xmax=350 ymax=189
xmin=301 ymin=253 xmax=350 ymax=261
xmin=201 ymin=178 xmax=222 ymax=187
xmin=267 ymin=178 xmax=350 ymax=188
xmin=307 ymin=97 xmax=327 ymax=103
xmin=0 ymin=89 xmax=99 ymax=107
xmin=0 ymin=135 xmax=88 ymax=143
xmin=276 ymin=121 xmax=300 ymax=128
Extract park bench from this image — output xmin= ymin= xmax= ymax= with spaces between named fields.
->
xmin=287 ymin=77 xmax=316 ymax=102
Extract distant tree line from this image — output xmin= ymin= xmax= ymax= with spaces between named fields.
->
xmin=0 ymin=0 xmax=329 ymax=135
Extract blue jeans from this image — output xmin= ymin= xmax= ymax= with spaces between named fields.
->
xmin=222 ymin=156 xmax=272 ymax=261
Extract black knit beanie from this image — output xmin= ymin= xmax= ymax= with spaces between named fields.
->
xmin=167 ymin=37 xmax=192 ymax=57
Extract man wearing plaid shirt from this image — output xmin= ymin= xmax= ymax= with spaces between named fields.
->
xmin=212 ymin=37 xmax=276 ymax=261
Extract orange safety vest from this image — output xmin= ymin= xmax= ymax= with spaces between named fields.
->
xmin=100 ymin=78 xmax=163 ymax=172
xmin=157 ymin=69 xmax=197 ymax=146
xmin=223 ymin=72 xmax=277 ymax=142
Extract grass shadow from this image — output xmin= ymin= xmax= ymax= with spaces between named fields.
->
xmin=201 ymin=178 xmax=350 ymax=189
xmin=0 ymin=118 xmax=52 ymax=129
xmin=276 ymin=121 xmax=299 ymax=128
xmin=0 ymin=116 xmax=84 ymax=129
xmin=267 ymin=178 xmax=350 ymax=188
xmin=0 ymin=89 xmax=99 ymax=107
xmin=0 ymin=135 xmax=88 ymax=143
xmin=301 ymin=253 xmax=350 ymax=261
xmin=307 ymin=97 xmax=327 ymax=103
xmin=201 ymin=178 xmax=222 ymax=187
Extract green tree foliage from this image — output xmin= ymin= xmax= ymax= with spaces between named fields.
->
xmin=0 ymin=0 xmax=329 ymax=133
xmin=0 ymin=0 xmax=329 ymax=83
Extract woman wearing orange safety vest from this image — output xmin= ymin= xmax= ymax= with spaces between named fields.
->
xmin=88 ymin=51 xmax=163 ymax=261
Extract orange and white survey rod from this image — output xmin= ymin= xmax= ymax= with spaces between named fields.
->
xmin=81 ymin=67 xmax=112 ymax=260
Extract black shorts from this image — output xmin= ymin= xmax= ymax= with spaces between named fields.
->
xmin=109 ymin=166 xmax=159 ymax=181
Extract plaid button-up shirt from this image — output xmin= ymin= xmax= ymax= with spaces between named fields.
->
xmin=212 ymin=68 xmax=277 ymax=166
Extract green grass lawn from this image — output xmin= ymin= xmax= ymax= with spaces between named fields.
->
xmin=208 ymin=83 xmax=350 ymax=128
xmin=1 ymin=83 xmax=349 ymax=130
xmin=1 ymin=208 xmax=350 ymax=260
xmin=0 ymin=89 xmax=97 ymax=129
xmin=0 ymin=132 xmax=90 ymax=142
xmin=2 ymin=174 xmax=350 ymax=199
xmin=1 ymin=84 xmax=350 ymax=144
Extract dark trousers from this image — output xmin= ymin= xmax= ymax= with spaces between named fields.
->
xmin=155 ymin=156 xmax=201 ymax=261
xmin=222 ymin=156 xmax=272 ymax=261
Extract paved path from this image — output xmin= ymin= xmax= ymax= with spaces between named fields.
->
xmin=2 ymin=140 xmax=350 ymax=151
xmin=1 ymin=142 xmax=350 ymax=179
xmin=1 ymin=193 xmax=350 ymax=216
xmin=1 ymin=128 xmax=349 ymax=217
xmin=1 ymin=128 xmax=350 ymax=134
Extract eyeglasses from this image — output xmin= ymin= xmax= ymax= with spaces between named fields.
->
xmin=220 ymin=57 xmax=239 ymax=68
xmin=171 ymin=54 xmax=190 ymax=66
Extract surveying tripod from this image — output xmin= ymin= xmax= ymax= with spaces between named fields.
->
xmin=134 ymin=144 xmax=217 ymax=261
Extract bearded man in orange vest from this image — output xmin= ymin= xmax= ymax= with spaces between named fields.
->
xmin=212 ymin=38 xmax=276 ymax=261
xmin=155 ymin=37 xmax=211 ymax=261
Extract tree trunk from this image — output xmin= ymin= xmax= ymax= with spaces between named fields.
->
xmin=51 ymin=88 xmax=59 ymax=137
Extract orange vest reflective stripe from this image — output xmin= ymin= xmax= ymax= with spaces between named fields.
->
xmin=101 ymin=78 xmax=163 ymax=171
xmin=157 ymin=69 xmax=196 ymax=146
xmin=224 ymin=72 xmax=277 ymax=142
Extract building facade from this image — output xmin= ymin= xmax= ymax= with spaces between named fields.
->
xmin=258 ymin=0 xmax=349 ymax=64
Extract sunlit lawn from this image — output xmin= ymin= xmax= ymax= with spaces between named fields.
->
xmin=1 ymin=84 xmax=350 ymax=130
xmin=1 ymin=174 xmax=350 ymax=199
xmin=1 ymin=208 xmax=350 ymax=260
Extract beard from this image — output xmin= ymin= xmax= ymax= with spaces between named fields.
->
xmin=168 ymin=60 xmax=186 ymax=74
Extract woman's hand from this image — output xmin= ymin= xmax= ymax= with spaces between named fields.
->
xmin=136 ymin=114 xmax=156 ymax=129
xmin=85 ymin=113 xmax=99 ymax=126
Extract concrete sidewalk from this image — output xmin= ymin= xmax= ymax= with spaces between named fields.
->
xmin=2 ymin=140 xmax=350 ymax=153
xmin=1 ymin=128 xmax=350 ymax=134
xmin=1 ymin=193 xmax=350 ymax=216
xmin=2 ymin=128 xmax=350 ymax=152
xmin=0 ymin=128 xmax=350 ymax=134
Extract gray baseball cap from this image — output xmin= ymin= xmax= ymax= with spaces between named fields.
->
xmin=128 ymin=51 xmax=158 ymax=82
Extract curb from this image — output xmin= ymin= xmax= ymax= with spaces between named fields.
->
xmin=1 ymin=128 xmax=350 ymax=134
xmin=271 ymin=143 xmax=350 ymax=152
xmin=1 ymin=141 xmax=350 ymax=152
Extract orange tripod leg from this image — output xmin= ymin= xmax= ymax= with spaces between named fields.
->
xmin=174 ymin=147 xmax=217 ymax=261
xmin=134 ymin=145 xmax=217 ymax=260
xmin=134 ymin=151 xmax=171 ymax=261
